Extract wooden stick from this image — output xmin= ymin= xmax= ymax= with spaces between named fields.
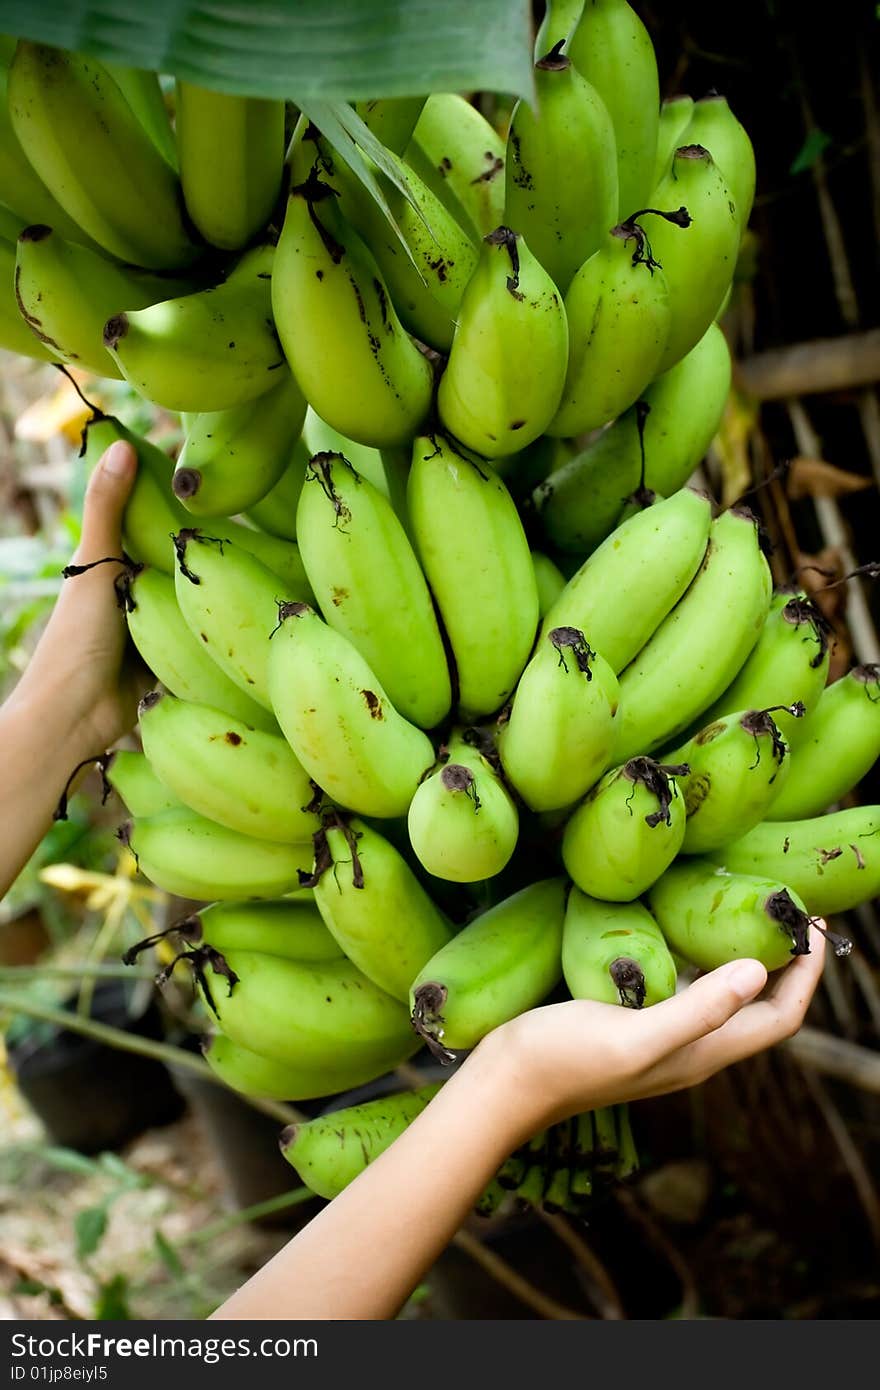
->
xmin=785 ymin=1026 xmax=880 ymax=1096
xmin=737 ymin=330 xmax=880 ymax=401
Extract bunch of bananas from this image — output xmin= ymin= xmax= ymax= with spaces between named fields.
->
xmin=3 ymin=2 xmax=875 ymax=1217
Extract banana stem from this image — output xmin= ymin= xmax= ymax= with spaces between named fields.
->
xmin=185 ymin=1185 xmax=315 ymax=1245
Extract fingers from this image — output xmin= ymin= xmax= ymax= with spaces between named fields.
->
xmin=76 ymin=441 xmax=137 ymax=561
xmin=635 ymin=956 xmax=768 ymax=1064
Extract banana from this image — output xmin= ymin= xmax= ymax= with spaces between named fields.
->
xmin=541 ymin=487 xmax=713 ymax=672
xmin=105 ymin=749 xmax=182 ymax=817
xmin=681 ymin=94 xmax=756 ymax=234
xmin=612 ymin=507 xmax=773 ymax=762
xmin=410 ymin=878 xmax=567 ymax=1057
xmin=14 ymin=224 xmax=193 ymax=377
xmin=536 ymin=0 xmax=586 ymax=51
xmin=355 ymin=97 xmax=426 ymax=155
xmin=562 ymin=891 xmax=676 ymax=1007
xmin=547 ymin=212 xmax=676 ymax=437
xmin=104 ymin=245 xmax=285 ymax=412
xmin=105 ymin=64 xmax=177 ymax=168
xmin=184 ymin=899 xmax=341 ymax=963
xmin=708 ymin=807 xmax=880 ymax=917
xmin=406 ymin=94 xmax=506 ymax=239
xmin=698 ymin=591 xmax=831 ymax=743
xmin=437 ymin=226 xmax=568 ymax=457
xmin=651 ymin=95 xmax=694 ymax=189
xmin=295 ymin=451 xmax=451 ymax=728
xmin=172 ymin=372 xmax=307 ymax=518
xmin=176 ymin=83 xmax=285 ymax=250
xmin=498 ymin=627 xmax=620 ymax=811
xmin=8 ymin=43 xmax=198 ymax=269
xmin=137 ymin=691 xmax=320 ymax=843
xmin=407 ymin=729 xmax=519 ymax=881
xmin=280 ymin=1086 xmax=441 ymax=1198
xmin=302 ymin=407 xmax=389 ymax=500
xmin=535 ymin=321 xmax=731 ymax=553
xmin=648 ymin=862 xmax=817 ymax=971
xmin=0 ymin=235 xmax=53 ymax=359
xmin=532 ymin=552 xmax=566 ymax=616
xmin=562 ymin=758 xmax=688 ymax=900
xmin=568 ymin=0 xmax=660 ymax=219
xmin=407 ymin=433 xmax=539 ymax=719
xmin=203 ymin=1033 xmax=402 ymax=1102
xmin=309 ymin=817 xmax=452 ymax=1000
xmin=648 ymin=145 xmax=740 ymax=373
xmin=267 ymin=602 xmax=435 ymax=817
xmin=120 ymin=809 xmax=313 ymax=900
xmin=504 ymin=43 xmax=618 ymax=295
xmin=271 ymin=154 xmax=433 ymax=448
xmin=768 ymin=666 xmax=880 ymax=820
xmin=668 ymin=708 xmax=795 ymax=855
xmin=243 ymin=436 xmax=310 ymax=541
xmin=127 ymin=567 xmax=276 ymax=731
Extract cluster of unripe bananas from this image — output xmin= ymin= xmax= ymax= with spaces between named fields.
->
xmin=2 ymin=2 xmax=877 ymax=1213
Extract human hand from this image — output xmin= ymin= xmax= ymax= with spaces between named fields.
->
xmin=483 ymin=925 xmax=827 ymax=1137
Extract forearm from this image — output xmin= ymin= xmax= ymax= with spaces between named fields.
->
xmin=213 ymin=1033 xmax=538 ymax=1320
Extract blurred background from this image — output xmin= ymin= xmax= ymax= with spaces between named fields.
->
xmin=1 ymin=0 xmax=879 ymax=1320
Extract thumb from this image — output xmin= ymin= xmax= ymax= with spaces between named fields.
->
xmin=638 ymin=958 xmax=768 ymax=1062
xmin=78 ymin=440 xmax=138 ymax=558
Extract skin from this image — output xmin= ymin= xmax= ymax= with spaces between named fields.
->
xmin=0 ymin=443 xmax=827 ymax=1320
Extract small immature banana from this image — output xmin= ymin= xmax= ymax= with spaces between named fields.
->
xmin=105 ymin=750 xmax=182 ymax=817
xmin=138 ymin=691 xmax=320 ymax=843
xmin=651 ymin=95 xmax=694 ymax=190
xmin=612 ymin=506 xmax=773 ymax=761
xmin=408 ymin=433 xmax=540 ymax=719
xmin=280 ymin=1086 xmax=441 ymax=1198
xmin=185 ymin=899 xmax=342 ymax=963
xmin=295 ymin=451 xmax=451 ymax=729
xmin=536 ymin=321 xmax=731 ymax=553
xmin=562 ymin=891 xmax=676 ymax=1007
xmin=172 ymin=372 xmax=307 ymax=518
xmin=562 ymin=758 xmax=688 ymax=901
xmin=267 ymin=603 xmax=435 ymax=817
xmin=410 ymin=878 xmax=568 ymax=1057
xmin=769 ymin=666 xmax=880 ymax=820
xmin=176 ymin=83 xmax=285 ymax=251
xmin=708 ymin=807 xmax=880 ymax=917
xmin=204 ymin=1033 xmax=399 ymax=1103
xmin=648 ymin=861 xmax=817 ymax=972
xmin=532 ymin=552 xmax=566 ymax=617
xmin=499 ymin=627 xmax=619 ymax=811
xmin=504 ymin=43 xmax=618 ymax=295
xmin=437 ymin=227 xmax=568 ymax=458
xmin=406 ymin=94 xmax=506 ymax=239
xmin=121 ymin=809 xmax=313 ymax=901
xmin=104 ymin=246 xmax=285 ymax=412
xmin=681 ymin=94 xmax=756 ymax=235
xmin=407 ymin=730 xmax=519 ymax=881
xmin=243 ymin=437 xmax=310 ymax=541
xmin=309 ymin=818 xmax=452 ymax=1000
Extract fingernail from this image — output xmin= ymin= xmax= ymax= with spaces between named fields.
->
xmin=727 ymin=959 xmax=767 ymax=1000
xmin=102 ymin=441 xmax=134 ymax=478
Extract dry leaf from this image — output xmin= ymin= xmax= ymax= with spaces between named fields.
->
xmin=787 ymin=455 xmax=872 ymax=500
xmin=714 ymin=388 xmax=760 ymax=508
xmin=14 ymin=370 xmax=102 ymax=445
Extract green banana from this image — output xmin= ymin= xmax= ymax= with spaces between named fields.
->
xmin=302 ymin=407 xmax=390 ymax=500
xmin=8 ymin=42 xmax=198 ymax=269
xmin=562 ymin=758 xmax=688 ymax=901
xmin=535 ymin=321 xmax=731 ymax=553
xmin=568 ymin=0 xmax=660 ymax=219
xmin=541 ymin=487 xmax=713 ymax=673
xmin=0 ymin=235 xmax=53 ymax=359
xmin=504 ymin=43 xmax=618 ymax=295
xmin=612 ymin=506 xmax=773 ymax=762
xmin=176 ymin=82 xmax=285 ymax=251
xmin=648 ymin=861 xmax=817 ymax=971
xmin=121 ymin=809 xmax=313 ymax=901
xmin=295 ymin=451 xmax=451 ymax=729
xmin=14 ymin=224 xmax=193 ymax=377
xmin=769 ymin=666 xmax=880 ymax=820
xmin=562 ymin=891 xmax=676 ymax=1008
xmin=698 ymin=591 xmax=831 ymax=743
xmin=185 ymin=899 xmax=342 ymax=963
xmin=547 ymin=213 xmax=676 ymax=437
xmin=498 ymin=627 xmax=620 ymax=812
xmin=410 ymin=878 xmax=567 ymax=1057
xmin=355 ymin=97 xmax=426 ymax=155
xmin=651 ymin=95 xmax=694 ymax=190
xmin=407 ymin=433 xmax=539 ymax=719
xmin=172 ymin=372 xmax=307 ymax=518
xmin=243 ymin=436 xmax=310 ymax=541
xmin=203 ymin=1032 xmax=398 ymax=1102
xmin=127 ymin=567 xmax=277 ymax=732
xmin=271 ymin=156 xmax=432 ymax=448
xmin=105 ymin=749 xmax=181 ymax=817
xmin=437 ymin=226 xmax=569 ymax=458
xmin=532 ymin=552 xmax=566 ymax=617
xmin=280 ymin=1086 xmax=441 ymax=1198
xmin=407 ymin=729 xmax=519 ymax=881
xmin=105 ymin=64 xmax=176 ymax=168
xmin=309 ymin=817 xmax=452 ymax=1000
xmin=138 ymin=691 xmax=320 ymax=843
xmin=648 ymin=145 xmax=739 ymax=373
xmin=266 ymin=602 xmax=435 ymax=817
xmin=406 ymin=94 xmax=506 ymax=239
xmin=667 ymin=707 xmax=795 ymax=855
xmin=708 ymin=808 xmax=880 ymax=917
xmin=536 ymin=0 xmax=586 ymax=52
xmin=104 ymin=245 xmax=285 ymax=412
xmin=681 ymin=93 xmax=756 ymax=234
